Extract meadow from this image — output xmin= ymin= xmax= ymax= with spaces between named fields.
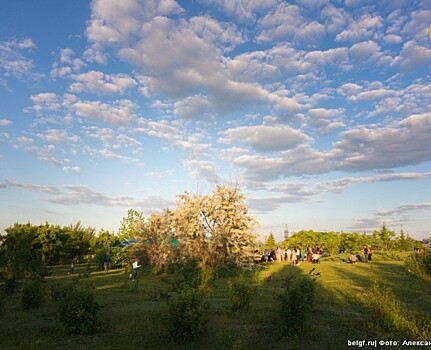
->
xmin=1 ymin=255 xmax=430 ymax=350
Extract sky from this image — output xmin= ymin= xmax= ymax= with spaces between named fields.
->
xmin=1 ymin=0 xmax=431 ymax=241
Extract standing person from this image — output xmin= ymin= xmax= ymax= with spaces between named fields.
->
xmin=263 ymin=249 xmax=269 ymax=262
xmin=367 ymin=245 xmax=373 ymax=262
xmin=276 ymin=247 xmax=282 ymax=262
xmin=291 ymin=248 xmax=297 ymax=265
xmin=286 ymin=248 xmax=292 ymax=262
xmin=131 ymin=258 xmax=141 ymax=281
xmin=363 ymin=246 xmax=369 ymax=263
xmin=69 ymin=256 xmax=78 ymax=274
xmin=103 ymin=252 xmax=111 ymax=273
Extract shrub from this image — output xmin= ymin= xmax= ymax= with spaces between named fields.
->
xmin=0 ymin=291 xmax=5 ymax=317
xmin=278 ymin=272 xmax=316 ymax=335
xmin=405 ymin=251 xmax=431 ymax=278
xmin=55 ymin=281 xmax=100 ymax=334
xmin=367 ymin=280 xmax=431 ymax=340
xmin=4 ymin=277 xmax=18 ymax=295
xmin=168 ymin=285 xmax=209 ymax=343
xmin=21 ymin=280 xmax=44 ymax=310
xmin=227 ymin=274 xmax=255 ymax=311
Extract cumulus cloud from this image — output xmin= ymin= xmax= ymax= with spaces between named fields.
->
xmin=0 ymin=38 xmax=43 ymax=83
xmin=219 ymin=124 xmax=311 ymax=152
xmin=335 ymin=14 xmax=383 ymax=42
xmin=306 ymin=108 xmax=345 ymax=134
xmin=50 ymin=48 xmax=84 ymax=78
xmin=349 ymin=40 xmax=380 ymax=60
xmin=37 ymin=129 xmax=79 ymax=143
xmin=228 ymin=112 xmax=431 ymax=182
xmin=393 ymin=41 xmax=431 ymax=72
xmin=256 ymin=3 xmax=326 ymax=44
xmin=184 ymin=159 xmax=219 ymax=183
xmin=71 ymin=99 xmax=137 ymax=126
xmin=69 ymin=71 xmax=137 ymax=95
xmin=0 ymin=119 xmax=12 ymax=126
xmin=200 ymin=0 xmax=277 ymax=22
xmin=45 ymin=184 xmax=174 ymax=210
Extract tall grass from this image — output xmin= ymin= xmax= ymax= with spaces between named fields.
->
xmin=366 ymin=280 xmax=431 ymax=340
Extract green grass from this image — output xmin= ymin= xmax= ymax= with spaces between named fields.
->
xmin=1 ymin=260 xmax=430 ymax=349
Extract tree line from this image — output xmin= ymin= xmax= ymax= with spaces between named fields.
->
xmin=262 ymin=226 xmax=425 ymax=254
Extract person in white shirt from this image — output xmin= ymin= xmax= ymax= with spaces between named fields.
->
xmin=131 ymin=258 xmax=141 ymax=281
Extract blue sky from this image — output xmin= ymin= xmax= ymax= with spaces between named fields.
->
xmin=1 ymin=0 xmax=431 ymax=241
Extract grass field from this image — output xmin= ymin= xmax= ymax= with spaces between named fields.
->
xmin=1 ymin=258 xmax=430 ymax=350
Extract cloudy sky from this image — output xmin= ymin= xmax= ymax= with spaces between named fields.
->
xmin=1 ymin=0 xmax=431 ymax=240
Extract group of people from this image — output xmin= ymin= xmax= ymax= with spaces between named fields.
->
xmin=254 ymin=245 xmax=322 ymax=265
xmin=349 ymin=245 xmax=373 ymax=264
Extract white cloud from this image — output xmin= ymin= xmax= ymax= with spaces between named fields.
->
xmin=189 ymin=15 xmax=245 ymax=52
xmin=256 ymin=3 xmax=325 ymax=44
xmin=184 ymin=159 xmax=219 ymax=183
xmin=0 ymin=119 xmax=12 ymax=126
xmin=228 ymin=112 xmax=431 ymax=182
xmin=50 ymin=48 xmax=84 ymax=78
xmin=349 ymin=40 xmax=380 ymax=60
xmin=69 ymin=71 xmax=137 ymax=95
xmin=174 ymin=94 xmax=211 ymax=119
xmin=219 ymin=124 xmax=311 ymax=152
xmin=382 ymin=34 xmax=402 ymax=44
xmin=335 ymin=14 xmax=383 ymax=42
xmin=393 ymin=41 xmax=431 ymax=72
xmin=200 ymin=0 xmax=276 ymax=22
xmin=37 ymin=129 xmax=79 ymax=143
xmin=304 ymin=47 xmax=350 ymax=68
xmin=29 ymin=93 xmax=61 ymax=112
xmin=63 ymin=166 xmax=81 ymax=173
xmin=71 ymin=99 xmax=137 ymax=126
xmin=0 ymin=38 xmax=43 ymax=82
xmin=306 ymin=108 xmax=345 ymax=134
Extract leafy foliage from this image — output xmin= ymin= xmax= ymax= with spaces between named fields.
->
xmin=227 ymin=274 xmax=255 ymax=311
xmin=168 ymin=284 xmax=210 ymax=344
xmin=278 ymin=270 xmax=317 ymax=335
xmin=54 ymin=281 xmax=100 ymax=335
xmin=21 ymin=280 xmax=44 ymax=310
xmin=405 ymin=250 xmax=431 ymax=278
xmin=367 ymin=280 xmax=431 ymax=340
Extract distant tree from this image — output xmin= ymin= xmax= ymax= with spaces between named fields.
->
xmin=62 ymin=222 xmax=95 ymax=259
xmin=118 ymin=209 xmax=145 ymax=239
xmin=264 ymin=233 xmax=277 ymax=250
xmin=91 ymin=229 xmax=120 ymax=251
xmin=287 ymin=230 xmax=321 ymax=249
xmin=378 ymin=225 xmax=396 ymax=250
xmin=340 ymin=232 xmax=368 ymax=252
xmin=396 ymin=228 xmax=411 ymax=251
xmin=320 ymin=231 xmax=342 ymax=255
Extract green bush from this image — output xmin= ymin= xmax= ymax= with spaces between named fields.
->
xmin=227 ymin=275 xmax=255 ymax=311
xmin=21 ymin=280 xmax=44 ymax=310
xmin=405 ymin=251 xmax=431 ymax=278
xmin=168 ymin=285 xmax=210 ymax=343
xmin=0 ymin=291 xmax=5 ymax=317
xmin=278 ymin=274 xmax=316 ymax=335
xmin=367 ymin=280 xmax=431 ymax=340
xmin=55 ymin=281 xmax=100 ymax=335
xmin=4 ymin=277 xmax=18 ymax=295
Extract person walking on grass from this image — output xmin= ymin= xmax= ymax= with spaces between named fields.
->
xmin=69 ymin=256 xmax=78 ymax=274
xmin=131 ymin=258 xmax=141 ymax=281
xmin=103 ymin=252 xmax=111 ymax=274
